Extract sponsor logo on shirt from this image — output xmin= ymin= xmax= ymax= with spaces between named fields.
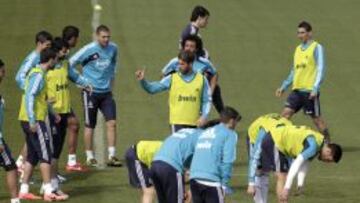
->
xmin=178 ymin=95 xmax=197 ymax=102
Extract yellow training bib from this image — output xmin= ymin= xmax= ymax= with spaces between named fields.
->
xmin=46 ymin=61 xmax=71 ymax=114
xmin=293 ymin=41 xmax=319 ymax=91
xmin=270 ymin=125 xmax=324 ymax=158
xmin=248 ymin=113 xmax=292 ymax=144
xmin=18 ymin=67 xmax=48 ymax=122
xmin=169 ymin=73 xmax=204 ymax=125
xmin=136 ymin=141 xmax=163 ymax=168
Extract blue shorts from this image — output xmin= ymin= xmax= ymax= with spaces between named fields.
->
xmin=190 ymin=180 xmax=224 ymax=203
xmin=285 ymin=90 xmax=321 ymax=117
xmin=21 ymin=121 xmax=52 ymax=165
xmin=259 ymin=134 xmax=290 ymax=173
xmin=82 ymin=90 xmax=116 ymax=129
xmin=151 ymin=160 xmax=185 ymax=203
xmin=0 ymin=139 xmax=17 ymax=171
xmin=125 ymin=145 xmax=153 ymax=189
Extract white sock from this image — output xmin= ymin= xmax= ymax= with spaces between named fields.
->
xmin=51 ymin=178 xmax=59 ymax=191
xmin=86 ymin=150 xmax=94 ymax=161
xmin=108 ymin=147 xmax=116 ymax=159
xmin=16 ymin=155 xmax=24 ymax=167
xmin=43 ymin=182 xmax=53 ymax=195
xmin=20 ymin=183 xmax=29 ymax=194
xmin=11 ymin=198 xmax=20 ymax=203
xmin=254 ymin=175 xmax=269 ymax=203
xmin=68 ymin=154 xmax=77 ymax=166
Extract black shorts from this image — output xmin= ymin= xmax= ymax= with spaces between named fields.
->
xmin=82 ymin=90 xmax=116 ymax=129
xmin=259 ymin=134 xmax=290 ymax=173
xmin=48 ymin=113 xmax=69 ymax=159
xmin=21 ymin=121 xmax=52 ymax=165
xmin=285 ymin=90 xmax=321 ymax=117
xmin=151 ymin=160 xmax=185 ymax=203
xmin=190 ymin=180 xmax=224 ymax=203
xmin=125 ymin=145 xmax=153 ymax=189
xmin=0 ymin=139 xmax=17 ymax=171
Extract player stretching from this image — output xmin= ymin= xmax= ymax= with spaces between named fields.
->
xmin=247 ymin=117 xmax=342 ymax=203
xmin=275 ymin=21 xmax=330 ymax=142
xmin=136 ymin=50 xmax=212 ymax=133
xmin=70 ymin=25 xmax=121 ymax=167
xmin=0 ymin=59 xmax=21 ymax=203
xmin=190 ymin=107 xmax=241 ymax=203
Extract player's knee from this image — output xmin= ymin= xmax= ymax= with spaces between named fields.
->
xmin=106 ymin=120 xmax=116 ymax=129
xmin=281 ymin=109 xmax=293 ymax=119
xmin=68 ymin=118 xmax=80 ymax=132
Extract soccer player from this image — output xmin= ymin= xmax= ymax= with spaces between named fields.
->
xmin=43 ymin=37 xmax=91 ymax=198
xmin=150 ymin=128 xmax=203 ymax=203
xmin=15 ymin=31 xmax=53 ymax=173
xmin=0 ymin=59 xmax=21 ymax=203
xmin=136 ymin=50 xmax=212 ymax=133
xmin=180 ymin=5 xmax=210 ymax=58
xmin=246 ymin=113 xmax=292 ymax=203
xmin=162 ymin=35 xmax=225 ymax=113
xmin=247 ymin=122 xmax=342 ymax=203
xmin=125 ymin=140 xmax=163 ymax=203
xmin=189 ymin=106 xmax=241 ymax=203
xmin=275 ymin=21 xmax=330 ymax=142
xmin=69 ymin=25 xmax=121 ymax=167
xmin=62 ymin=25 xmax=86 ymax=171
xmin=18 ymin=48 xmax=67 ymax=201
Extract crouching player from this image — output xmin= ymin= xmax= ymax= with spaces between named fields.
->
xmin=247 ymin=117 xmax=342 ymax=203
xmin=0 ymin=59 xmax=21 ymax=203
xmin=42 ymin=37 xmax=91 ymax=199
xmin=246 ymin=113 xmax=292 ymax=203
xmin=124 ymin=141 xmax=162 ymax=203
xmin=18 ymin=48 xmax=67 ymax=201
xmin=189 ymin=106 xmax=241 ymax=203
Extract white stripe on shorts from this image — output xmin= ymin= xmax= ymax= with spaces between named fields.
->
xmin=314 ymin=97 xmax=320 ymax=117
xmin=83 ymin=91 xmax=90 ymax=125
xmin=37 ymin=125 xmax=49 ymax=161
xmin=135 ymin=160 xmax=146 ymax=189
xmin=176 ymin=172 xmax=184 ymax=203
xmin=1 ymin=151 xmax=11 ymax=165
xmin=216 ymin=186 xmax=225 ymax=203
xmin=274 ymin=146 xmax=280 ymax=172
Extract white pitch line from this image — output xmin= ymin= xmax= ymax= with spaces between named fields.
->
xmin=91 ymin=0 xmax=106 ymax=169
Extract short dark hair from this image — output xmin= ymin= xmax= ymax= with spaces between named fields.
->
xmin=220 ymin=106 xmax=242 ymax=123
xmin=178 ymin=50 xmax=195 ymax=64
xmin=62 ymin=25 xmax=79 ymax=42
xmin=181 ymin=35 xmax=203 ymax=52
xmin=298 ymin=21 xmax=312 ymax=32
xmin=96 ymin=25 xmax=110 ymax=34
xmin=329 ymin=143 xmax=342 ymax=163
xmin=0 ymin=59 xmax=4 ymax=68
xmin=35 ymin=31 xmax=53 ymax=44
xmin=40 ymin=48 xmax=57 ymax=64
xmin=190 ymin=5 xmax=210 ymax=22
xmin=51 ymin=37 xmax=69 ymax=52
xmin=201 ymin=119 xmax=220 ymax=129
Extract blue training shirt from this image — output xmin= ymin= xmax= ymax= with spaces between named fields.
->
xmin=15 ymin=50 xmax=40 ymax=90
xmin=154 ymin=128 xmax=203 ymax=173
xmin=280 ymin=41 xmax=325 ymax=93
xmin=140 ymin=71 xmax=212 ymax=120
xmin=25 ymin=70 xmax=46 ymax=125
xmin=190 ymin=123 xmax=238 ymax=186
xmin=69 ymin=41 xmax=118 ymax=93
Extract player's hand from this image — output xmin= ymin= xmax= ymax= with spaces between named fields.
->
xmin=279 ymin=188 xmax=290 ymax=202
xmin=309 ymin=91 xmax=317 ymax=100
xmin=275 ymin=88 xmax=284 ymax=97
xmin=247 ymin=185 xmax=256 ymax=196
xmin=197 ymin=117 xmax=207 ymax=127
xmin=54 ymin=114 xmax=61 ymax=124
xmin=135 ymin=69 xmax=145 ymax=81
xmin=29 ymin=123 xmax=38 ymax=133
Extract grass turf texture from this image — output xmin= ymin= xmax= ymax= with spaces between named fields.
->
xmin=1 ymin=0 xmax=360 ymax=202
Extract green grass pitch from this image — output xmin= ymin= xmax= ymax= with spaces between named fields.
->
xmin=0 ymin=0 xmax=360 ymax=202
